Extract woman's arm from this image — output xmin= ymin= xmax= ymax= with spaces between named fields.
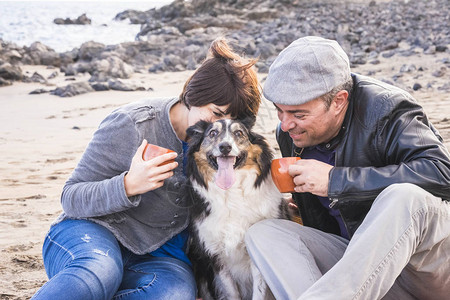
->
xmin=61 ymin=111 xmax=142 ymax=218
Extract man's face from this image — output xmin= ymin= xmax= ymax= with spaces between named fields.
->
xmin=275 ymin=97 xmax=342 ymax=148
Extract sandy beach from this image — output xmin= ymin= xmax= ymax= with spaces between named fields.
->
xmin=0 ymin=47 xmax=449 ymax=299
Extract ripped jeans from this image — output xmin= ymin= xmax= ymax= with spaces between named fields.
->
xmin=31 ymin=219 xmax=196 ymax=300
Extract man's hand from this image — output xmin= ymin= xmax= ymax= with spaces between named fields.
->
xmin=288 ymin=159 xmax=333 ymax=197
xmin=124 ymin=140 xmax=178 ymax=197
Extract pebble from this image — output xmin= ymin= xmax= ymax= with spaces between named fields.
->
xmin=0 ymin=0 xmax=448 ymax=97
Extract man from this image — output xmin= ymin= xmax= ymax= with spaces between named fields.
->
xmin=245 ymin=36 xmax=450 ymax=299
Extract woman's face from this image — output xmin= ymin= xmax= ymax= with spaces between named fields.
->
xmin=187 ymin=103 xmax=231 ymax=127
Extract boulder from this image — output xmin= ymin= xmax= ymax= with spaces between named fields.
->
xmin=78 ymin=41 xmax=106 ymax=61
xmin=89 ymin=56 xmax=134 ymax=82
xmin=107 ymin=79 xmax=145 ymax=91
xmin=54 ymin=13 xmax=91 ymax=25
xmin=23 ymin=42 xmax=60 ymax=66
xmin=0 ymin=63 xmax=23 ymax=80
xmin=51 ymin=82 xmax=94 ymax=97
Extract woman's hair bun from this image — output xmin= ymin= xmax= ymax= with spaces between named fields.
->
xmin=208 ymin=37 xmax=240 ymax=62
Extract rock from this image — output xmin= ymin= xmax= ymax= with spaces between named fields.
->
xmin=89 ymin=56 xmax=134 ymax=81
xmin=28 ymin=41 xmax=52 ymax=53
xmin=0 ymin=77 xmax=12 ymax=86
xmin=39 ymin=51 xmax=61 ymax=66
xmin=254 ymin=42 xmax=277 ymax=58
xmin=53 ymin=18 xmax=65 ymax=25
xmin=381 ymin=51 xmax=396 ymax=58
xmin=0 ymin=63 xmax=23 ymax=80
xmin=398 ymin=49 xmax=418 ymax=57
xmin=90 ymin=82 xmax=110 ymax=91
xmin=148 ymin=62 xmax=164 ymax=73
xmin=47 ymin=71 xmax=59 ymax=79
xmin=29 ymin=88 xmax=50 ymax=94
xmin=380 ymin=42 xmax=399 ymax=51
xmin=63 ymin=61 xmax=92 ymax=76
xmin=349 ymin=53 xmax=367 ymax=65
xmin=59 ymin=49 xmax=78 ymax=66
xmin=432 ymin=67 xmax=446 ymax=78
xmin=114 ymin=9 xmax=149 ymax=24
xmin=23 ymin=42 xmax=60 ymax=66
xmin=78 ymin=41 xmax=106 ymax=61
xmin=162 ymin=54 xmax=185 ymax=70
xmin=135 ymin=20 xmax=164 ymax=40
xmin=51 ymin=82 xmax=94 ymax=97
xmin=1 ymin=0 xmax=449 ymax=85
xmin=435 ymin=45 xmax=448 ymax=52
xmin=244 ymin=9 xmax=279 ymax=21
xmin=424 ymin=45 xmax=436 ymax=55
xmin=437 ymin=82 xmax=450 ymax=91
xmin=29 ymin=72 xmax=47 ymax=83
xmin=412 ymin=83 xmax=422 ymax=91
xmin=381 ymin=79 xmax=395 ymax=86
xmin=54 ymin=13 xmax=91 ymax=25
xmin=107 ymin=79 xmax=145 ymax=91
xmin=399 ymin=64 xmax=417 ymax=73
xmin=6 ymin=49 xmax=22 ymax=60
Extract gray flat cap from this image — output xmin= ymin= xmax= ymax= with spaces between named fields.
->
xmin=263 ymin=36 xmax=351 ymax=105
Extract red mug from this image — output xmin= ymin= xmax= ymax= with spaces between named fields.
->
xmin=142 ymin=143 xmax=175 ymax=166
xmin=271 ymin=157 xmax=301 ymax=193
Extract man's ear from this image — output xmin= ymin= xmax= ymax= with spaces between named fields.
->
xmin=332 ymin=90 xmax=349 ymax=114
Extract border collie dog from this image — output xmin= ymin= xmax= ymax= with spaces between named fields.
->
xmin=186 ymin=118 xmax=289 ymax=300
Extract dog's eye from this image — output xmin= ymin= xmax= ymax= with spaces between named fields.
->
xmin=209 ymin=130 xmax=218 ymax=138
xmin=234 ymin=130 xmax=243 ymax=138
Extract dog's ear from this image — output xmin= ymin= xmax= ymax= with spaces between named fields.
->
xmin=240 ymin=116 xmax=256 ymax=130
xmin=249 ymin=130 xmax=274 ymax=187
xmin=186 ymin=120 xmax=211 ymax=149
xmin=186 ymin=120 xmax=211 ymax=139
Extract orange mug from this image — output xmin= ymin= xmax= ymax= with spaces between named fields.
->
xmin=142 ymin=143 xmax=176 ymax=166
xmin=271 ymin=157 xmax=301 ymax=193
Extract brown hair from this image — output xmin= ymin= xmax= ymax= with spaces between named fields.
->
xmin=180 ymin=37 xmax=261 ymax=120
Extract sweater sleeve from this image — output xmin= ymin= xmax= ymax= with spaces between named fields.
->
xmin=61 ymin=110 xmax=142 ymax=218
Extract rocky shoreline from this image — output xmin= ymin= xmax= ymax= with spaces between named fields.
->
xmin=0 ymin=0 xmax=448 ymax=96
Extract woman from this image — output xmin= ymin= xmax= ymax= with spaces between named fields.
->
xmin=32 ymin=38 xmax=261 ymax=300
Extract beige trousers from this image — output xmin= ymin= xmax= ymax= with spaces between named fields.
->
xmin=245 ymin=183 xmax=450 ymax=300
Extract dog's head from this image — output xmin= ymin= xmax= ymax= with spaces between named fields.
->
xmin=186 ymin=118 xmax=273 ymax=190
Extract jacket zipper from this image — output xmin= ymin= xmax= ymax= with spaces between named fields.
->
xmin=329 ymin=198 xmax=338 ymax=208
xmin=330 ymin=146 xmax=351 ymax=238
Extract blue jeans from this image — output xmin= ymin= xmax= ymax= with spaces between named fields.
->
xmin=31 ymin=219 xmax=196 ymax=300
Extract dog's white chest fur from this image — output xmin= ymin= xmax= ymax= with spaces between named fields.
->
xmin=193 ymin=168 xmax=282 ymax=283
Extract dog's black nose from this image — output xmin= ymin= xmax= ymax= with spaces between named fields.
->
xmin=219 ymin=143 xmax=232 ymax=155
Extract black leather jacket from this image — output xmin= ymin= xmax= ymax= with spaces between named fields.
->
xmin=277 ymin=74 xmax=450 ymax=238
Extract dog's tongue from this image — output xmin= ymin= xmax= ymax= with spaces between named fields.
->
xmin=215 ymin=156 xmax=236 ymax=190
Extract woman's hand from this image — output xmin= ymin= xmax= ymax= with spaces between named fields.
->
xmin=124 ymin=140 xmax=178 ymax=197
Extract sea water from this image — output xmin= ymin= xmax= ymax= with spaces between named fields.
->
xmin=0 ymin=0 xmax=172 ymax=53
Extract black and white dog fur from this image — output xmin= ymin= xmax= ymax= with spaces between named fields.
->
xmin=186 ymin=118 xmax=289 ymax=300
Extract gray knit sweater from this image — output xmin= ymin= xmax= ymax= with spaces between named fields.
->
xmin=53 ymin=97 xmax=191 ymax=254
